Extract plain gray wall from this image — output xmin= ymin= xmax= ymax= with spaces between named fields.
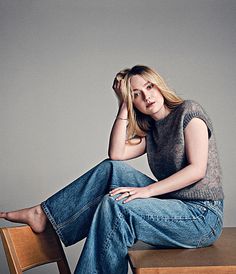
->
xmin=1 ymin=0 xmax=235 ymax=273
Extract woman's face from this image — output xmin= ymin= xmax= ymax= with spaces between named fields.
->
xmin=130 ymin=75 xmax=170 ymax=120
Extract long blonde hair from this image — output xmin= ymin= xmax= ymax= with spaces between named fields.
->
xmin=115 ymin=65 xmax=183 ymax=140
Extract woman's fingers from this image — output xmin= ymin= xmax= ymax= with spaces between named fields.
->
xmin=109 ymin=187 xmax=135 ymax=203
xmin=123 ymin=193 xmax=138 ymax=204
xmin=112 ymin=79 xmax=124 ymax=92
xmin=115 ymin=192 xmax=130 ymax=201
xmin=109 ymin=187 xmax=131 ymax=196
xmin=109 ymin=186 xmax=151 ymax=204
xmin=112 ymin=78 xmax=119 ymax=87
xmin=109 ymin=187 xmax=136 ymax=202
xmin=112 ymin=78 xmax=118 ymax=90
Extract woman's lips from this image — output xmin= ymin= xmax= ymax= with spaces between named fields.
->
xmin=146 ymin=102 xmax=155 ymax=108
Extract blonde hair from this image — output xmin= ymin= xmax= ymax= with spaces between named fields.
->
xmin=115 ymin=65 xmax=183 ymax=140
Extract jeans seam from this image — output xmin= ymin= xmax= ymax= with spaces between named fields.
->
xmin=138 ymin=208 xmax=207 ymax=222
xmin=141 ymin=215 xmax=205 ymax=221
xmin=124 ymin=200 xmax=207 ymax=222
xmin=41 ymin=201 xmax=68 ymax=245
xmin=196 ymin=216 xmax=221 ymax=248
xmin=101 ymin=212 xmax=123 ymax=257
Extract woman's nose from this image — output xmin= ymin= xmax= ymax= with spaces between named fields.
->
xmin=143 ymin=92 xmax=151 ymax=102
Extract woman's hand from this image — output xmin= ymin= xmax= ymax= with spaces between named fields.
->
xmin=112 ymin=77 xmax=126 ymax=106
xmin=109 ymin=186 xmax=152 ymax=203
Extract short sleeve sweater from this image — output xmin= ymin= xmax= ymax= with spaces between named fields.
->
xmin=146 ymin=100 xmax=224 ymax=201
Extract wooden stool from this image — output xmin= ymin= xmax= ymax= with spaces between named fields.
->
xmin=128 ymin=227 xmax=236 ymax=274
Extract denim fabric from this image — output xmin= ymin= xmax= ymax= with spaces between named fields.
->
xmin=41 ymin=159 xmax=224 ymax=274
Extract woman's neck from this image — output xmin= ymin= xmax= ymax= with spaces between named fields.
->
xmin=151 ymin=105 xmax=171 ymax=121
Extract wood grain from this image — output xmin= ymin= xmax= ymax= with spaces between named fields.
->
xmin=0 ymin=225 xmax=71 ymax=274
xmin=128 ymin=227 xmax=236 ymax=274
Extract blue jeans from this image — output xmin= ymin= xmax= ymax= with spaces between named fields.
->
xmin=41 ymin=159 xmax=224 ymax=274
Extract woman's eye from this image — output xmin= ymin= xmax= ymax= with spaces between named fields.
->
xmin=147 ymin=84 xmax=153 ymax=90
xmin=133 ymin=92 xmax=140 ymax=98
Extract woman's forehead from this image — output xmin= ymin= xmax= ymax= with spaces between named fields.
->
xmin=130 ymin=75 xmax=149 ymax=90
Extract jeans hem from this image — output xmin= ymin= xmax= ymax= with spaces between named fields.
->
xmin=41 ymin=201 xmax=69 ymax=246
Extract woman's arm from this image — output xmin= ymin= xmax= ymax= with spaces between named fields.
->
xmin=110 ymin=117 xmax=209 ymax=202
xmin=108 ymin=102 xmax=146 ymax=160
xmin=146 ymin=117 xmax=209 ymax=196
xmin=108 ymin=79 xmax=146 ymax=161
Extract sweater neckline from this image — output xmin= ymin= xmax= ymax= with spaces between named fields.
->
xmin=154 ymin=102 xmax=183 ymax=125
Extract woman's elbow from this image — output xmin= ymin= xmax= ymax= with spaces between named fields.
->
xmin=108 ymin=151 xmax=124 ymax=161
xmin=194 ymin=166 xmax=207 ymax=181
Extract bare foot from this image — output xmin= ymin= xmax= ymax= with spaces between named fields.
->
xmin=0 ymin=205 xmax=48 ymax=233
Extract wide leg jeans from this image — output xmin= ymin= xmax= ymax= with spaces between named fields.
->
xmin=41 ymin=159 xmax=224 ymax=274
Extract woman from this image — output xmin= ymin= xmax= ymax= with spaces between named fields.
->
xmin=0 ymin=65 xmax=224 ymax=274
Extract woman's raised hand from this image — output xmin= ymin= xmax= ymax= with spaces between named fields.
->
xmin=112 ymin=76 xmax=126 ymax=106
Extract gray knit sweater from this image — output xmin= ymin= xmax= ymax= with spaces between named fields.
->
xmin=146 ymin=100 xmax=224 ymax=200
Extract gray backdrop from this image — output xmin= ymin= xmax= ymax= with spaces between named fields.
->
xmin=1 ymin=0 xmax=235 ymax=273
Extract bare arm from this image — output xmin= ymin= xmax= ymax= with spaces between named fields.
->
xmin=146 ymin=117 xmax=209 ymax=196
xmin=108 ymin=79 xmax=146 ymax=161
xmin=108 ymin=102 xmax=146 ymax=160
xmin=110 ymin=117 xmax=209 ymax=202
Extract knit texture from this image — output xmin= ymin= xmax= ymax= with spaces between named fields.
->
xmin=146 ymin=100 xmax=224 ymax=200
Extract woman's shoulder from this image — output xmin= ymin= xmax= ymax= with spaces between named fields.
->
xmin=176 ymin=100 xmax=210 ymax=118
xmin=180 ymin=99 xmax=204 ymax=111
xmin=180 ymin=100 xmax=213 ymax=135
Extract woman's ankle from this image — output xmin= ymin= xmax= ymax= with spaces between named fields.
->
xmin=0 ymin=205 xmax=48 ymax=233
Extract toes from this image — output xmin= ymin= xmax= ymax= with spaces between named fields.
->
xmin=0 ymin=212 xmax=7 ymax=218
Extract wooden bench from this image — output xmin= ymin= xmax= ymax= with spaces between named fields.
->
xmin=128 ymin=227 xmax=236 ymax=274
